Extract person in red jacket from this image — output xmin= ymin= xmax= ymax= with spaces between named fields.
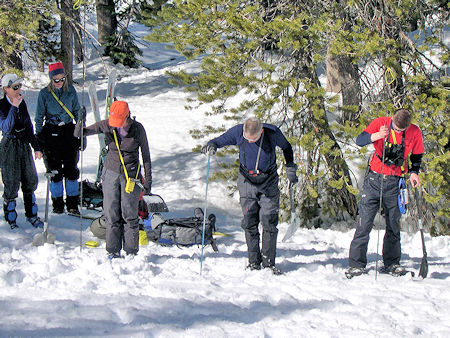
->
xmin=346 ymin=109 xmax=424 ymax=278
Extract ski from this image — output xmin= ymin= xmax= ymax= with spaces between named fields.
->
xmin=104 ymin=69 xmax=117 ymax=119
xmin=88 ymin=83 xmax=106 ymax=184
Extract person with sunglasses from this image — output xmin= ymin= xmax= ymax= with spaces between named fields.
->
xmin=346 ymin=109 xmax=424 ymax=279
xmin=0 ymin=73 xmax=44 ymax=229
xmin=201 ymin=117 xmax=298 ymax=274
xmin=35 ymin=62 xmax=83 ymax=215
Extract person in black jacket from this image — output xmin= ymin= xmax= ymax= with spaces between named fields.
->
xmin=202 ymin=117 xmax=298 ymax=274
xmin=75 ymin=100 xmax=152 ymax=259
xmin=0 ymin=74 xmax=43 ymax=229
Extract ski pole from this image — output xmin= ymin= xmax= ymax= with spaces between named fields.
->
xmin=200 ymin=151 xmax=211 ymax=275
xmin=375 ymin=118 xmax=388 ymax=281
xmin=414 ymin=187 xmax=428 ymax=279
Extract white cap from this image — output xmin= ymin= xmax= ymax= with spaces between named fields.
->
xmin=1 ymin=73 xmax=23 ymax=88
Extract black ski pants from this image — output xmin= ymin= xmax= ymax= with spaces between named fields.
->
xmin=237 ymin=172 xmax=280 ymax=267
xmin=0 ymin=137 xmax=38 ymax=217
xmin=102 ymin=168 xmax=140 ymax=255
xmin=41 ymin=123 xmax=79 ymax=183
xmin=349 ymin=171 xmax=402 ymax=269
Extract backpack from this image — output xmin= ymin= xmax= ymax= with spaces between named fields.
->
xmin=145 ymin=208 xmax=218 ymax=251
xmin=81 ymin=180 xmax=103 ymax=209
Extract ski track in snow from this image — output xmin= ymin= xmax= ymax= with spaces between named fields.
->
xmin=0 ymin=23 xmax=449 ymax=337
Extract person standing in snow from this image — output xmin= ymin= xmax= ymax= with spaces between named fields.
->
xmin=0 ymin=73 xmax=44 ymax=229
xmin=346 ymin=109 xmax=424 ymax=278
xmin=202 ymin=117 xmax=297 ymax=274
xmin=74 ymin=100 xmax=152 ymax=258
xmin=35 ymin=62 xmax=83 ymax=215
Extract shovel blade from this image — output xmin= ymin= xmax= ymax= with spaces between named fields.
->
xmin=32 ymin=231 xmax=55 ymax=246
xmin=418 ymin=255 xmax=428 ymax=279
xmin=142 ymin=194 xmax=169 ymax=213
xmin=282 ymin=215 xmax=301 ymax=242
xmin=32 ymin=231 xmax=48 ymax=247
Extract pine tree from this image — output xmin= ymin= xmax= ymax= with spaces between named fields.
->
xmin=144 ymin=0 xmax=448 ymax=232
xmin=0 ymin=0 xmax=54 ymax=73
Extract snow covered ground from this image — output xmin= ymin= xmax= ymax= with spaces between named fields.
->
xmin=1 ymin=22 xmax=449 ymax=337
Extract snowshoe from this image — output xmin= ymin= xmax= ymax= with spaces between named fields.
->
xmin=246 ymin=262 xmax=261 ymax=271
xmin=381 ymin=264 xmax=414 ymax=277
xmin=264 ymin=265 xmax=283 ymax=275
xmin=27 ymin=216 xmax=44 ymax=229
xmin=345 ymin=267 xmax=366 ymax=279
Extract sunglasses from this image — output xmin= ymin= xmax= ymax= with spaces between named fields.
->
xmin=393 ymin=124 xmax=406 ymax=133
xmin=11 ymin=84 xmax=22 ymax=91
xmin=52 ymin=77 xmax=66 ymax=83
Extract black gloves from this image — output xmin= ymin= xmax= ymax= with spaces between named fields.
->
xmin=78 ymin=106 xmax=87 ymax=123
xmin=201 ymin=143 xmax=217 ymax=155
xmin=286 ymin=163 xmax=298 ymax=185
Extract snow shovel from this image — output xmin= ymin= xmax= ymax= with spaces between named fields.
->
xmin=282 ymin=183 xmax=301 ymax=242
xmin=32 ymin=171 xmax=57 ymax=246
xmin=142 ymin=193 xmax=169 ymax=213
xmin=414 ymin=188 xmax=428 ymax=279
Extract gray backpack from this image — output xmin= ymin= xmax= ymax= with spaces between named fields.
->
xmin=145 ymin=208 xmax=218 ymax=251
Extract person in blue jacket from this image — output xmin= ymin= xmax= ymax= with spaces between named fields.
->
xmin=35 ymin=62 xmax=82 ymax=214
xmin=0 ymin=73 xmax=44 ymax=229
xmin=202 ymin=117 xmax=298 ymax=274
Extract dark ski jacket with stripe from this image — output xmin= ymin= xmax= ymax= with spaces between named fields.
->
xmin=0 ymin=94 xmax=40 ymax=151
xmin=74 ymin=118 xmax=152 ymax=192
xmin=207 ymin=123 xmax=294 ymax=173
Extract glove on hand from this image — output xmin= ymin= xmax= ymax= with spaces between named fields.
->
xmin=286 ymin=163 xmax=298 ymax=184
xmin=78 ymin=106 xmax=87 ymax=123
xmin=144 ymin=181 xmax=152 ymax=195
xmin=201 ymin=143 xmax=217 ymax=155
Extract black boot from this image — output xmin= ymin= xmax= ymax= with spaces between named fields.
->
xmin=52 ymin=197 xmax=65 ymax=214
xmin=66 ymin=195 xmax=80 ymax=214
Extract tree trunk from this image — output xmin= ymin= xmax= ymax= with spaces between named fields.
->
xmin=73 ymin=8 xmax=83 ymax=64
xmin=96 ymin=0 xmax=117 ymax=46
xmin=305 ymin=61 xmax=359 ymax=219
xmin=60 ymin=0 xmax=73 ymax=84
xmin=326 ymin=51 xmax=361 ymax=123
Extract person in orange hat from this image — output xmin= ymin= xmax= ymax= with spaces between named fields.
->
xmin=35 ymin=62 xmax=83 ymax=214
xmin=74 ymin=100 xmax=152 ymax=259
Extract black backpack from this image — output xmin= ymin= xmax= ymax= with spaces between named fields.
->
xmin=145 ymin=208 xmax=218 ymax=251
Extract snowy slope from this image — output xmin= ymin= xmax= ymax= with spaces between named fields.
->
xmin=0 ymin=23 xmax=449 ymax=337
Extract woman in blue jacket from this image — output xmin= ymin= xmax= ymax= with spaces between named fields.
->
xmin=35 ymin=62 xmax=82 ymax=214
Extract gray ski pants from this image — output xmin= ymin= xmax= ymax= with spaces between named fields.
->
xmin=237 ymin=172 xmax=280 ymax=267
xmin=349 ymin=171 xmax=402 ymax=269
xmin=0 ymin=138 xmax=38 ymax=215
xmin=102 ymin=168 xmax=140 ymax=255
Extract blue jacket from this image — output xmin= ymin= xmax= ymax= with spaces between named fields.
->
xmin=208 ymin=123 xmax=294 ymax=173
xmin=0 ymin=94 xmax=40 ymax=151
xmin=35 ymin=84 xmax=81 ymax=134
